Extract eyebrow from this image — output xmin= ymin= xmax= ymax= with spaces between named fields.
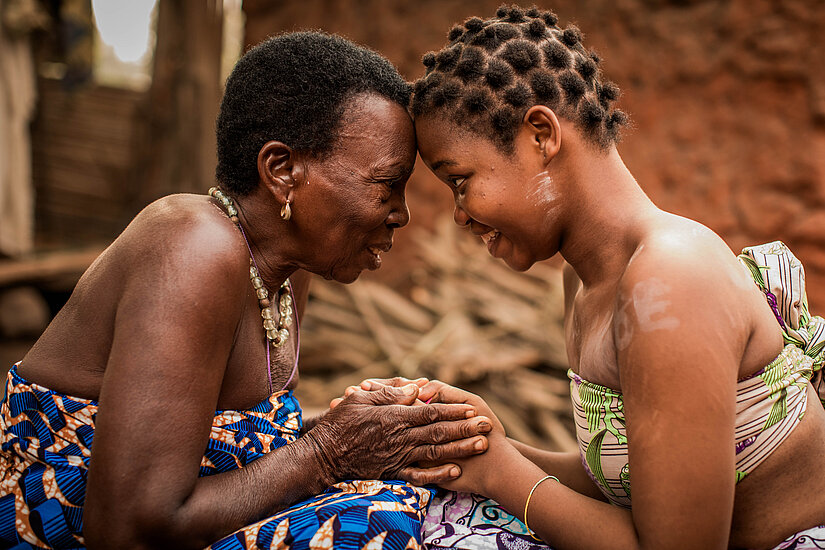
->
xmin=369 ymin=162 xmax=410 ymax=179
xmin=430 ymin=159 xmax=457 ymax=172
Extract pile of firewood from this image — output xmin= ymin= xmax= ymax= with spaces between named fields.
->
xmin=296 ymin=217 xmax=577 ymax=451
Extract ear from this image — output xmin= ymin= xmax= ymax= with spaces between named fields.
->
xmin=256 ymin=141 xmax=306 ymax=203
xmin=523 ymin=105 xmax=561 ymax=166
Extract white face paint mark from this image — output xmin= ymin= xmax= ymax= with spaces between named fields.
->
xmin=632 ymin=278 xmax=680 ymax=332
xmin=527 ymin=172 xmax=558 ymax=208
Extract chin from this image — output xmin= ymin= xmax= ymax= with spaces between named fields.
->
xmin=329 ymin=268 xmax=363 ymax=284
xmin=502 ymin=254 xmax=535 ymax=272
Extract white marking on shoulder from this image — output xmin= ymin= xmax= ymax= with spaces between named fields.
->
xmin=632 ymin=278 xmax=680 ymax=332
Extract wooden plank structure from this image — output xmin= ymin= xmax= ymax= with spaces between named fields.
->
xmin=0 ymin=246 xmax=104 ymax=289
xmin=31 ymin=80 xmax=144 ymax=247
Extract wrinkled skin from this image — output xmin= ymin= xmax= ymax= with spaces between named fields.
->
xmin=309 ymin=383 xmax=491 ymax=485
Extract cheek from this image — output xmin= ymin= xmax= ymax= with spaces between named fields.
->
xmin=328 ymin=196 xmax=387 ymax=246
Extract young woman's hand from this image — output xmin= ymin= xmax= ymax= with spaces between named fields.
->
xmin=349 ymin=378 xmax=517 ymax=495
xmin=310 ymin=383 xmax=494 ymax=486
xmin=329 ymin=376 xmax=430 ymax=409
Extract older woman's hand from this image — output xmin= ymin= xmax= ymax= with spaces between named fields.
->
xmin=335 ymin=376 xmax=506 ymax=435
xmin=307 ymin=383 xmax=492 ymax=486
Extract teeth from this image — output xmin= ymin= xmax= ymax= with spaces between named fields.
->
xmin=480 ymin=231 xmax=500 ymax=244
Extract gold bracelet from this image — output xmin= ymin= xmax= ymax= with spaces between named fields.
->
xmin=524 ymin=474 xmax=559 ymax=542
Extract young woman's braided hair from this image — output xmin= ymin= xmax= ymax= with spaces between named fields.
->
xmin=412 ymin=4 xmax=628 ymax=153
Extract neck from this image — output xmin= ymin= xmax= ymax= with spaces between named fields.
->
xmin=556 ymin=147 xmax=658 ymax=288
xmin=223 ymin=186 xmax=298 ymax=288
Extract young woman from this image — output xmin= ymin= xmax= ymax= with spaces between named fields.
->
xmin=389 ymin=5 xmax=825 ymax=549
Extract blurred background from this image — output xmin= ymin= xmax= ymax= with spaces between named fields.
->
xmin=1 ymin=0 xmax=824 ymax=450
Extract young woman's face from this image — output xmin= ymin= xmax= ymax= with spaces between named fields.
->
xmin=415 ymin=114 xmax=566 ymax=271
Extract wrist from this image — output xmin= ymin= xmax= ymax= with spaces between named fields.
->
xmin=299 ymin=412 xmax=326 ymax=436
xmin=479 ymin=438 xmax=525 ymax=498
xmin=301 ymin=427 xmax=339 ymax=489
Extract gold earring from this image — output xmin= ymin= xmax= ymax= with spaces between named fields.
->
xmin=280 ymin=200 xmax=292 ymax=221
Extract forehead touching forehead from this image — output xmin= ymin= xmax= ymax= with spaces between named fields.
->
xmin=331 ymin=92 xmax=416 ymax=175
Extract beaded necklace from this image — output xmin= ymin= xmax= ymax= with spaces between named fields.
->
xmin=209 ymin=186 xmax=300 ymax=394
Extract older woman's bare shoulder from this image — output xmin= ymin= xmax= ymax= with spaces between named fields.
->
xmin=109 ymin=194 xmax=249 ymax=287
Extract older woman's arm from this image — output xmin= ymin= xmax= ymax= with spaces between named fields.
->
xmin=83 ymin=228 xmax=488 ymax=550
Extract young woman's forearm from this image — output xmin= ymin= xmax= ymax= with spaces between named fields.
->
xmin=508 ymin=439 xmax=607 ymax=501
xmin=484 ymin=447 xmax=641 ymax=550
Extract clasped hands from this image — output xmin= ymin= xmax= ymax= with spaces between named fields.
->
xmin=321 ymin=376 xmax=508 ymax=492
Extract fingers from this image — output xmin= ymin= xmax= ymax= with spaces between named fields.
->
xmin=329 ymin=383 xmax=376 ymax=409
xmin=407 ymin=415 xmax=492 ymax=445
xmin=353 ymin=383 xmax=420 ymax=406
xmin=416 ymin=380 xmax=476 ymax=405
xmin=410 ymin=434 xmax=490 ymax=465
xmin=404 ymin=415 xmax=492 ymax=462
xmin=360 ymin=377 xmax=429 ymax=391
xmin=399 ymin=402 xmax=477 ymax=427
xmin=398 ymin=463 xmax=461 ymax=486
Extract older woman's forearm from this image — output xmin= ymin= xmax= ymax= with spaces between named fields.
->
xmin=87 ymin=435 xmax=333 ymax=550
xmin=181 ymin=436 xmax=333 ymax=545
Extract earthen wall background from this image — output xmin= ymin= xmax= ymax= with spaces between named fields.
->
xmin=244 ymin=0 xmax=825 ymax=311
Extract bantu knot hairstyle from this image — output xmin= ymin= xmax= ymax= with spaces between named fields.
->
xmin=501 ymin=40 xmax=541 ymax=73
xmin=411 ymin=4 xmax=628 ymax=152
xmin=217 ymin=32 xmax=410 ymax=195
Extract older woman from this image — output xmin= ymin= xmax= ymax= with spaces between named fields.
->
xmin=0 ymin=32 xmax=492 ymax=550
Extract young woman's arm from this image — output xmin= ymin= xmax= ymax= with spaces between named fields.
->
xmin=423 ymin=242 xmax=751 ymax=550
xmin=507 ymin=440 xmax=607 ymax=501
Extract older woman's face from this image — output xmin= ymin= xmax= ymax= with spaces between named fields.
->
xmin=298 ymin=94 xmax=415 ymax=283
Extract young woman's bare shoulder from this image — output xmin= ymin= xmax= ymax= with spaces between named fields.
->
xmin=627 ymin=214 xmax=746 ymax=289
xmin=617 ymin=214 xmax=755 ymax=339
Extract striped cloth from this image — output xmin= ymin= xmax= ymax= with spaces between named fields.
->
xmin=739 ymin=241 xmax=825 ymax=404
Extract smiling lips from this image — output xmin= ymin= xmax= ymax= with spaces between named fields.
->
xmin=367 ymin=243 xmax=392 ymax=268
xmin=479 ymin=230 xmax=500 ymax=245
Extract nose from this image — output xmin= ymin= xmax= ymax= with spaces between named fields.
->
xmin=453 ymin=204 xmax=470 ymax=227
xmin=387 ymin=188 xmax=410 ymax=229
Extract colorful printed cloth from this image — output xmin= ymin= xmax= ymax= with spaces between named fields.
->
xmin=775 ymin=526 xmax=825 ymax=549
xmin=421 ymin=491 xmax=552 ymax=550
xmin=421 ymin=491 xmax=825 ymax=550
xmin=739 ymin=242 xmax=825 ymax=405
xmin=0 ymin=364 xmax=433 ymax=549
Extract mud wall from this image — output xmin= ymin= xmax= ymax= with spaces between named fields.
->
xmin=243 ymin=0 xmax=825 ymax=311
